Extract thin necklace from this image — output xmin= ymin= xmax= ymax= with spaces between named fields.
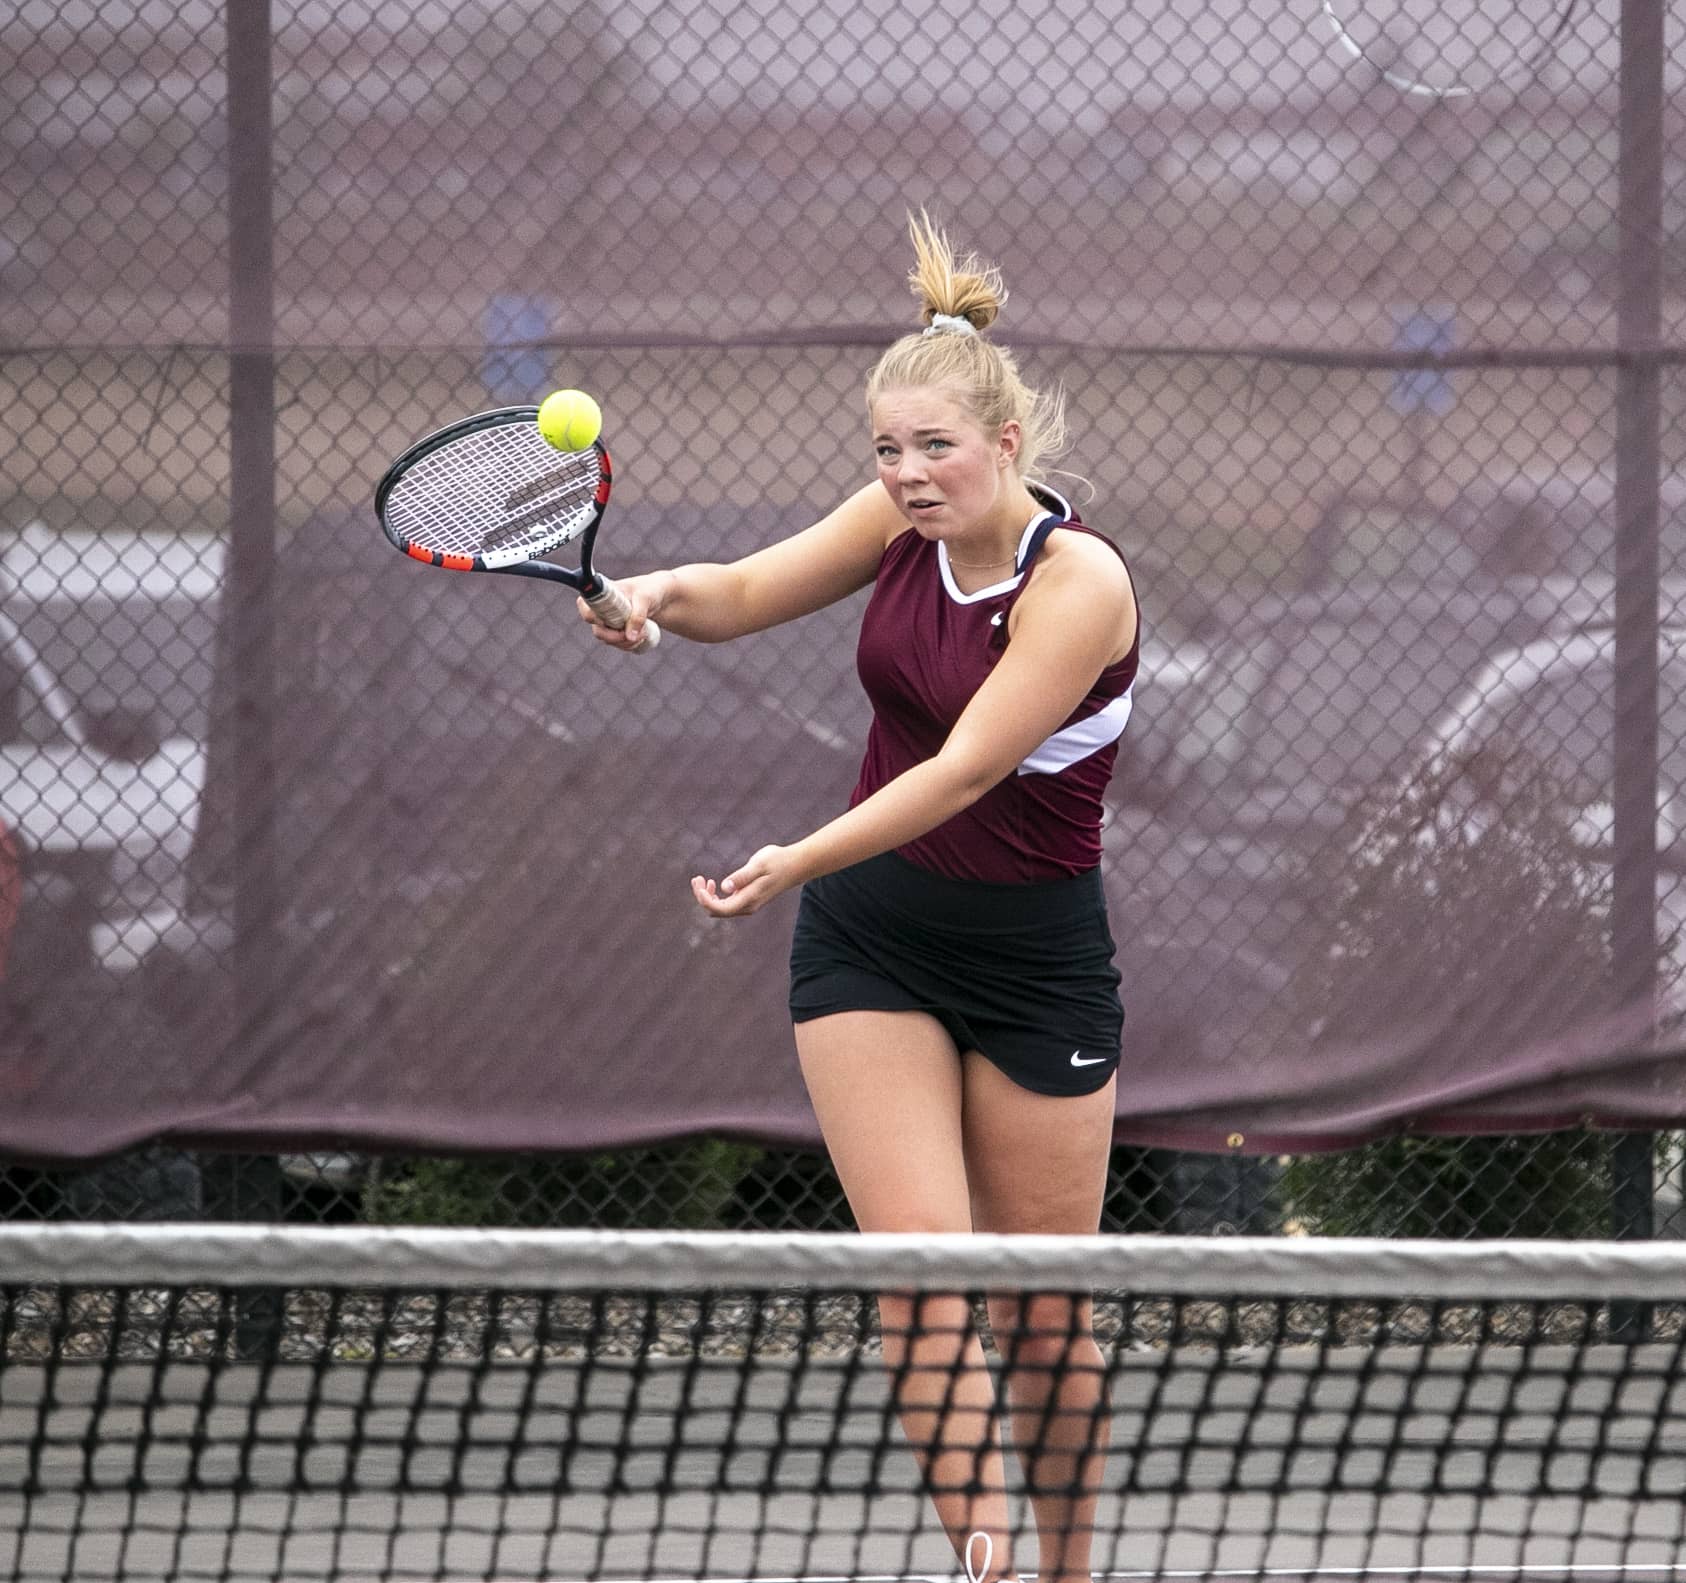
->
xmin=945 ymin=548 xmax=1016 ymax=569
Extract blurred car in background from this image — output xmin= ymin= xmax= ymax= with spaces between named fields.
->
xmin=0 ymin=523 xmax=223 ymax=986
xmin=0 ymin=604 xmax=208 ymax=985
xmin=1130 ymin=580 xmax=1600 ymax=830
xmin=1418 ymin=623 xmax=1686 ymax=965
xmin=1101 ymin=568 xmax=1686 ymax=1065
xmin=1299 ymin=469 xmax=1686 ymax=594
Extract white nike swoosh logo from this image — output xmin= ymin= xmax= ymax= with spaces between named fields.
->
xmin=1069 ymin=1051 xmax=1108 ymax=1066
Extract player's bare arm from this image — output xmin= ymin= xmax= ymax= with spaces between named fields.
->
xmin=692 ymin=536 xmax=1134 ymax=916
xmin=581 ymin=482 xmax=904 ymax=647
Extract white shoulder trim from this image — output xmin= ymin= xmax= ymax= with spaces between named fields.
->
xmin=936 ymin=502 xmax=1067 ymax=605
xmin=937 ymin=548 xmax=1020 ymax=604
xmin=1017 ymin=686 xmax=1134 ymax=776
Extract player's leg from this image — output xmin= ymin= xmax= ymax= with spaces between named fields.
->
xmin=964 ymin=1056 xmax=1116 ymax=1583
xmin=796 ymin=1010 xmax=1016 ymax=1581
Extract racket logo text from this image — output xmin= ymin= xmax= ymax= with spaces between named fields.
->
xmin=482 ymin=458 xmax=602 ymax=554
xmin=503 ymin=459 xmax=592 ymax=515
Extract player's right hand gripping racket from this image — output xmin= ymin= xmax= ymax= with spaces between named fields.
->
xmin=373 ymin=406 xmax=661 ymax=651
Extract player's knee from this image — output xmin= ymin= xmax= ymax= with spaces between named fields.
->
xmin=879 ymin=1289 xmax=973 ymax=1362
xmin=991 ymin=1297 xmax=1100 ymax=1373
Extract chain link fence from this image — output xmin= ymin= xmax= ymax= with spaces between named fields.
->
xmin=10 ymin=1133 xmax=1679 ymax=1240
xmin=3 ymin=1 xmax=1685 ymax=1238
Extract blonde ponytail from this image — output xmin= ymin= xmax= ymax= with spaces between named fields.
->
xmin=866 ymin=212 xmax=1068 ymax=487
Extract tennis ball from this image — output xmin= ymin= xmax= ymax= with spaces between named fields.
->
xmin=536 ymin=388 xmax=603 ymax=451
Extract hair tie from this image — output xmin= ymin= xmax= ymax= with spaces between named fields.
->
xmin=923 ymin=312 xmax=977 ymax=338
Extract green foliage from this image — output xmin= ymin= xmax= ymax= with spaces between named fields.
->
xmin=360 ymin=1139 xmax=763 ymax=1230
xmin=1281 ymin=737 xmax=1629 ymax=1238
xmin=720 ymin=1149 xmax=853 ymax=1230
xmin=1281 ymin=1132 xmax=1611 ymax=1239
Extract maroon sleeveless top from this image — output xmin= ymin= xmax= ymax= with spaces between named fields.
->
xmin=850 ymin=489 xmax=1138 ymax=883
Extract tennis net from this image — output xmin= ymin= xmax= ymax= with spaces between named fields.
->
xmin=3 ymin=1222 xmax=1685 ymax=1582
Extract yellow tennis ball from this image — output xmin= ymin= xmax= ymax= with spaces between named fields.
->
xmin=536 ymin=389 xmax=602 ymax=451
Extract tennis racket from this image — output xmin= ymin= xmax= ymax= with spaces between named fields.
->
xmin=1320 ymin=0 xmax=1580 ymax=99
xmin=373 ymin=405 xmax=661 ymax=652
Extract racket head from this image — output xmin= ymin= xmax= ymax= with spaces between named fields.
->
xmin=1320 ymin=0 xmax=1580 ymax=99
xmin=374 ymin=406 xmax=612 ymax=572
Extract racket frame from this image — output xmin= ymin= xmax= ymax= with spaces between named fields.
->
xmin=1319 ymin=0 xmax=1581 ymax=99
xmin=375 ymin=405 xmax=610 ymax=583
xmin=373 ymin=405 xmax=660 ymax=649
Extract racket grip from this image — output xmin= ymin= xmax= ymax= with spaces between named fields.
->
xmin=586 ymin=575 xmax=662 ymax=653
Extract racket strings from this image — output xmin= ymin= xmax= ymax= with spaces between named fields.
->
xmin=386 ymin=426 xmax=602 ymax=565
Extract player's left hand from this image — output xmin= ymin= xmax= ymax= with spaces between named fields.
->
xmin=691 ymin=845 xmax=800 ymax=918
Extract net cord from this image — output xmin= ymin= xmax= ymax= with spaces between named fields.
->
xmin=4 ymin=1223 xmax=1686 ymax=1301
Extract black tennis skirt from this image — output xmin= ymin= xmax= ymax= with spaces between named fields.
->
xmin=788 ymin=850 xmax=1124 ymax=1097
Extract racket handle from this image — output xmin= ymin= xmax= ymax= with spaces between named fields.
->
xmin=585 ymin=575 xmax=662 ymax=653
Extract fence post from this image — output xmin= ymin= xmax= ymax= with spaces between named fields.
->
xmin=224 ymin=0 xmax=282 ymax=1356
xmin=226 ymin=0 xmax=280 ymax=1076
xmin=1609 ymin=0 xmax=1665 ymax=1342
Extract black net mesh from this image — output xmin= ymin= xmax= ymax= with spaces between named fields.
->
xmin=4 ymin=1225 xmax=1685 ymax=1581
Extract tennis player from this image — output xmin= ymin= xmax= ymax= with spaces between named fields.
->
xmin=579 ymin=214 xmax=1136 ymax=1583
